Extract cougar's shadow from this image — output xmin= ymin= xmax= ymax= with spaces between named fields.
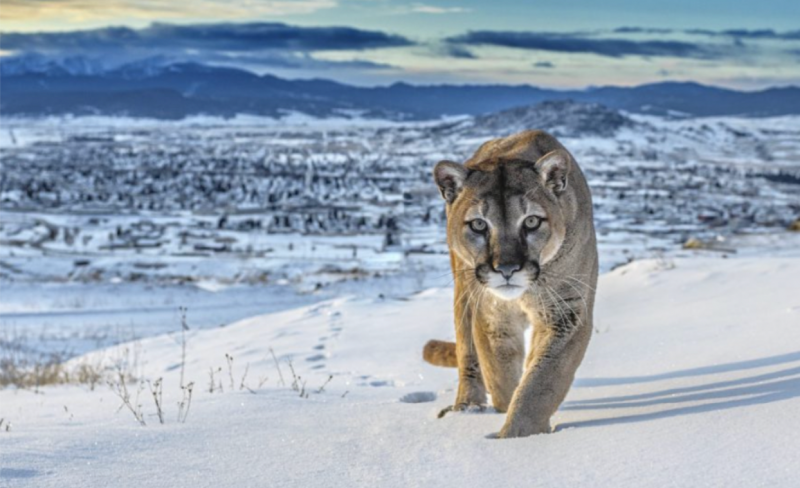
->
xmin=558 ymin=351 xmax=800 ymax=430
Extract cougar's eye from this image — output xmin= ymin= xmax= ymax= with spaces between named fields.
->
xmin=469 ymin=219 xmax=488 ymax=233
xmin=523 ymin=216 xmax=542 ymax=231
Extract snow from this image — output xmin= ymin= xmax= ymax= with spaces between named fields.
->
xmin=3 ymin=113 xmax=799 ymax=294
xmin=1 ymin=108 xmax=799 ymax=486
xmin=2 ymin=256 xmax=800 ymax=487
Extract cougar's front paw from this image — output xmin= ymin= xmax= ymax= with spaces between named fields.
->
xmin=437 ymin=402 xmax=487 ymax=418
xmin=496 ymin=417 xmax=551 ymax=438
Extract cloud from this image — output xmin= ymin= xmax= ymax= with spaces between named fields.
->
xmin=0 ymin=22 xmax=411 ymax=74
xmin=613 ymin=27 xmax=674 ymax=35
xmin=1 ymin=22 xmax=414 ymax=54
xmin=410 ymin=4 xmax=471 ymax=14
xmin=685 ymin=28 xmax=800 ymax=40
xmin=198 ymin=52 xmax=395 ymax=71
xmin=447 ymin=31 xmax=720 ymax=59
xmin=613 ymin=27 xmax=800 ymax=41
xmin=533 ymin=61 xmax=555 ymax=68
xmin=439 ymin=44 xmax=477 ymax=59
xmin=0 ymin=0 xmax=337 ymax=22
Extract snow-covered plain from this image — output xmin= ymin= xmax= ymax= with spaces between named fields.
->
xmin=3 ymin=112 xmax=799 ymax=290
xmin=3 ymin=111 xmax=799 ymax=359
xmin=2 ymin=110 xmax=799 ymax=486
xmin=2 ymin=256 xmax=800 ymax=487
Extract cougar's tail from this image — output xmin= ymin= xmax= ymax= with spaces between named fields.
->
xmin=423 ymin=340 xmax=457 ymax=368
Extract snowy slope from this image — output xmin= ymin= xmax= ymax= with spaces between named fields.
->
xmin=2 ymin=256 xmax=800 ymax=487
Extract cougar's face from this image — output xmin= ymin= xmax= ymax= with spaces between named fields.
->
xmin=440 ymin=159 xmax=568 ymax=301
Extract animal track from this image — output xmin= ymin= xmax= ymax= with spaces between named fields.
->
xmin=357 ymin=379 xmax=395 ymax=387
xmin=399 ymin=391 xmax=437 ymax=403
xmin=306 ymin=303 xmax=332 ymax=316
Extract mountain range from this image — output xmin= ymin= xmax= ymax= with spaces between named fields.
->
xmin=2 ymin=55 xmax=799 ymax=120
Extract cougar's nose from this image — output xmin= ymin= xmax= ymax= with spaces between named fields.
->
xmin=494 ymin=263 xmax=521 ymax=279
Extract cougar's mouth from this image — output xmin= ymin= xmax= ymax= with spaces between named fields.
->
xmin=488 ymin=283 xmax=526 ymax=300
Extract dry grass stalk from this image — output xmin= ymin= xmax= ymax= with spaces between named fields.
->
xmin=177 ymin=382 xmax=195 ymax=423
xmin=225 ymin=353 xmax=235 ymax=389
xmin=317 ymin=375 xmax=333 ymax=394
xmin=179 ymin=307 xmax=189 ymax=388
xmin=149 ymin=378 xmax=164 ymax=424
xmin=269 ymin=348 xmax=285 ymax=386
xmin=109 ymin=370 xmax=146 ymax=426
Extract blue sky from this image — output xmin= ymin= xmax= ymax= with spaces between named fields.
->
xmin=2 ymin=0 xmax=799 ymax=88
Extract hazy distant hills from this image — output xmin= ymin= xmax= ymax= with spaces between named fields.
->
xmin=2 ymin=56 xmax=799 ymax=119
xmin=465 ymin=100 xmax=634 ymax=137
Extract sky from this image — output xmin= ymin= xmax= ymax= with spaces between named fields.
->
xmin=1 ymin=0 xmax=799 ymax=89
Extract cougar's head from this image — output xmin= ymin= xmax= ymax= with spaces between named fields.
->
xmin=434 ymin=150 xmax=572 ymax=300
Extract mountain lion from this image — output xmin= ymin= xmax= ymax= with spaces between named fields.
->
xmin=424 ymin=130 xmax=598 ymax=438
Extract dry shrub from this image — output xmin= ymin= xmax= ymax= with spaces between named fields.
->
xmin=1 ymin=330 xmax=137 ymax=390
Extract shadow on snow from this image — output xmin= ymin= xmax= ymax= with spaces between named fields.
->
xmin=558 ymin=351 xmax=800 ymax=429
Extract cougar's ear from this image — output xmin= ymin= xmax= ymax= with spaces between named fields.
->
xmin=433 ymin=160 xmax=468 ymax=204
xmin=535 ymin=150 xmax=570 ymax=195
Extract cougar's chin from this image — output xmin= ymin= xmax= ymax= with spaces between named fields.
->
xmin=484 ymin=269 xmax=529 ymax=300
xmin=488 ymin=284 xmax=526 ymax=300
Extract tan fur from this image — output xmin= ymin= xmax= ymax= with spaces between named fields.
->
xmin=426 ymin=130 xmax=598 ymax=438
xmin=423 ymin=340 xmax=458 ymax=367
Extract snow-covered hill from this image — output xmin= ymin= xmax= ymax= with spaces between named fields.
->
xmin=463 ymin=99 xmax=634 ymax=137
xmin=1 ymin=256 xmax=799 ymax=486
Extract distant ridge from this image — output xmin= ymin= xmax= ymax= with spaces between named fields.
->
xmin=466 ymin=100 xmax=634 ymax=137
xmin=2 ymin=56 xmax=799 ymax=119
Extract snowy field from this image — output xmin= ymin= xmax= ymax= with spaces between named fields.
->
xmin=3 ymin=112 xmax=799 ymax=291
xmin=2 ymin=256 xmax=800 ymax=486
xmin=2 ymin=112 xmax=799 ymax=357
xmin=1 ymin=112 xmax=799 ymax=486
